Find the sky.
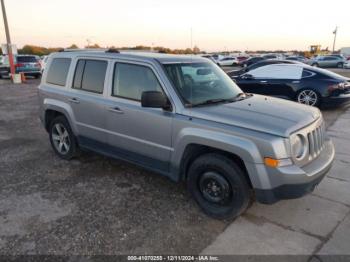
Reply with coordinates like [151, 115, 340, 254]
[1, 0, 349, 52]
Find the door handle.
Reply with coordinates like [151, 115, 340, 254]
[108, 107, 124, 114]
[260, 80, 268, 84]
[68, 98, 80, 104]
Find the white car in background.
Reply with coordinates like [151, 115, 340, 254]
[40, 55, 49, 73]
[344, 60, 350, 69]
[217, 57, 238, 66]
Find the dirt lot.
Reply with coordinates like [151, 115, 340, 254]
[0, 74, 349, 255]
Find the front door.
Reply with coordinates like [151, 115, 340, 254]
[106, 62, 173, 173]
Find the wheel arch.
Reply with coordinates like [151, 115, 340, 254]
[171, 130, 263, 187]
[43, 99, 77, 134]
[178, 144, 253, 189]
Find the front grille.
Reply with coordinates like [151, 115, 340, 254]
[307, 120, 325, 161]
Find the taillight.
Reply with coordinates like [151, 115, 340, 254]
[15, 63, 25, 68]
[36, 62, 41, 68]
[328, 82, 345, 93]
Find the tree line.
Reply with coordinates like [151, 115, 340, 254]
[2, 44, 202, 56]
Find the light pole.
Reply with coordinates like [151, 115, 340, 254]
[1, 0, 15, 78]
[332, 26, 338, 53]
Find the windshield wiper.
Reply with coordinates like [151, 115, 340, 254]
[191, 93, 248, 107]
[191, 98, 236, 107]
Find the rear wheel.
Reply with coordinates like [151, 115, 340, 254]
[49, 116, 78, 160]
[312, 63, 319, 67]
[187, 153, 252, 219]
[296, 89, 320, 107]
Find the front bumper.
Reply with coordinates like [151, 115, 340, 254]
[255, 138, 335, 204]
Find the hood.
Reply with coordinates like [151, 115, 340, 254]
[184, 95, 321, 137]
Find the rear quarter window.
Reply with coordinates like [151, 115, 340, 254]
[46, 58, 71, 86]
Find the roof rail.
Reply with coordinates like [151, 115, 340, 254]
[58, 48, 110, 52]
[105, 48, 120, 53]
[58, 48, 120, 53]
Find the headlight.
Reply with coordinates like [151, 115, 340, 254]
[291, 134, 307, 160]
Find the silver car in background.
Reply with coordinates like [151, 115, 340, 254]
[309, 55, 345, 68]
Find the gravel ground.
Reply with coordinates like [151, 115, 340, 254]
[0, 79, 228, 255]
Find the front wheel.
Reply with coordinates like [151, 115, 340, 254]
[187, 153, 252, 219]
[337, 62, 344, 68]
[296, 89, 320, 107]
[49, 116, 78, 160]
[312, 63, 319, 67]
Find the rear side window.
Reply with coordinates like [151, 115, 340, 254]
[17, 56, 37, 63]
[72, 59, 107, 94]
[249, 65, 303, 79]
[46, 58, 71, 86]
[302, 70, 314, 78]
[112, 63, 162, 101]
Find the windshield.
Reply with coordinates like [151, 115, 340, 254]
[164, 62, 243, 106]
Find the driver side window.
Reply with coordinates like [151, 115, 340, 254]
[112, 63, 163, 101]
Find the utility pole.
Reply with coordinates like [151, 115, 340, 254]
[332, 26, 338, 53]
[1, 0, 15, 78]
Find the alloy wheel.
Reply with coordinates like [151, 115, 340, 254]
[297, 90, 318, 106]
[51, 123, 71, 154]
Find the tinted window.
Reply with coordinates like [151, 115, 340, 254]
[46, 58, 71, 86]
[17, 56, 37, 63]
[325, 57, 336, 61]
[302, 70, 313, 78]
[113, 63, 162, 101]
[72, 60, 107, 94]
[249, 65, 303, 79]
[72, 60, 85, 89]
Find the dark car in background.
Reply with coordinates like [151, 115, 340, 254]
[239, 56, 265, 67]
[0, 55, 42, 78]
[232, 64, 350, 107]
[227, 59, 299, 77]
[286, 56, 308, 63]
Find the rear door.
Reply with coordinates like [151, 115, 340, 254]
[68, 58, 110, 144]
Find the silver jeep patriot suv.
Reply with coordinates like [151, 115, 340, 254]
[38, 49, 335, 219]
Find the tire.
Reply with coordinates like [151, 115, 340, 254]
[49, 116, 78, 160]
[337, 62, 344, 68]
[187, 153, 252, 219]
[312, 63, 319, 67]
[296, 89, 320, 107]
[34, 74, 41, 79]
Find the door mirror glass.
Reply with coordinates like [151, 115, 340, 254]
[141, 91, 170, 110]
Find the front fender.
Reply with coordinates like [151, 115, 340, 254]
[171, 127, 264, 186]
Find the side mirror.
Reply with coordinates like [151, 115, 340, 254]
[141, 91, 171, 110]
[242, 74, 253, 80]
